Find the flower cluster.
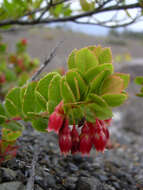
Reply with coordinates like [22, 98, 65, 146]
[46, 101, 112, 155]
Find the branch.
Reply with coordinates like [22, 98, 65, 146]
[29, 40, 63, 82]
[26, 144, 40, 190]
[22, 0, 71, 18]
[73, 16, 140, 28]
[0, 2, 141, 27]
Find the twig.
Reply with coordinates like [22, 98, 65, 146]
[29, 40, 63, 82]
[26, 145, 40, 190]
[0, 2, 141, 27]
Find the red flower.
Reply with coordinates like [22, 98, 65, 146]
[86, 119, 109, 152]
[47, 111, 64, 134]
[79, 123, 92, 155]
[92, 130, 107, 152]
[47, 101, 64, 134]
[59, 119, 72, 155]
[71, 124, 80, 154]
[55, 101, 64, 114]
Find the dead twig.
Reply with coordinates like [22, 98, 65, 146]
[29, 40, 63, 82]
[26, 144, 40, 190]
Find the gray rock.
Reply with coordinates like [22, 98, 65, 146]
[0, 168, 17, 182]
[64, 176, 78, 189]
[68, 163, 79, 172]
[76, 177, 103, 190]
[44, 175, 56, 187]
[0, 182, 25, 190]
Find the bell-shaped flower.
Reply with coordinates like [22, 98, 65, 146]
[79, 123, 92, 155]
[59, 119, 72, 155]
[92, 130, 107, 152]
[47, 101, 64, 134]
[47, 111, 64, 134]
[71, 124, 80, 154]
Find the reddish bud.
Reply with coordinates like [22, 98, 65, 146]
[21, 38, 27, 46]
[71, 124, 80, 154]
[59, 119, 72, 155]
[17, 59, 25, 70]
[0, 74, 6, 84]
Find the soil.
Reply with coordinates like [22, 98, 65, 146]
[0, 27, 143, 190]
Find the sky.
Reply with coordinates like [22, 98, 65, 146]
[0, 0, 143, 35]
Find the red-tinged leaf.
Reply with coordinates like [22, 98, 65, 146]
[114, 73, 130, 89]
[67, 49, 77, 70]
[100, 75, 124, 95]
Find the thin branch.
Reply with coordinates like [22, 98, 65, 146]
[74, 16, 139, 28]
[29, 40, 63, 82]
[23, 0, 71, 18]
[26, 144, 40, 190]
[0, 2, 141, 27]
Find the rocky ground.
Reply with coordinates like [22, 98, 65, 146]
[0, 27, 143, 190]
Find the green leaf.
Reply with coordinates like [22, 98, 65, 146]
[48, 74, 62, 114]
[82, 106, 96, 123]
[134, 76, 143, 85]
[136, 93, 143, 97]
[80, 0, 94, 11]
[65, 70, 88, 100]
[60, 77, 76, 104]
[114, 73, 130, 89]
[18, 72, 29, 86]
[32, 118, 48, 132]
[100, 75, 124, 95]
[87, 93, 112, 120]
[2, 121, 24, 141]
[67, 49, 77, 70]
[75, 48, 99, 73]
[85, 63, 113, 83]
[5, 87, 21, 116]
[98, 48, 112, 64]
[23, 82, 37, 115]
[69, 106, 84, 124]
[36, 72, 58, 101]
[90, 70, 111, 94]
[0, 103, 7, 124]
[35, 91, 47, 111]
[102, 93, 128, 107]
